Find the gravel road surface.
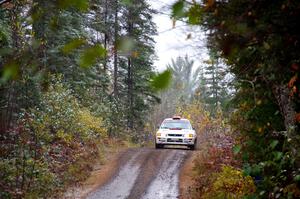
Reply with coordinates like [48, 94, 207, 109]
[86, 147, 190, 199]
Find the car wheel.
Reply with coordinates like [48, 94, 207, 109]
[189, 139, 197, 150]
[155, 144, 163, 149]
[189, 144, 195, 150]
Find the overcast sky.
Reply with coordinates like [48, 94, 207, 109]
[148, 0, 209, 72]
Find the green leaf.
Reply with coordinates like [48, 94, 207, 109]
[243, 164, 251, 176]
[117, 37, 135, 55]
[172, 0, 185, 18]
[188, 4, 202, 24]
[273, 151, 283, 161]
[234, 23, 248, 34]
[57, 0, 89, 11]
[269, 140, 279, 150]
[79, 44, 106, 68]
[263, 42, 270, 50]
[0, 48, 13, 57]
[251, 164, 262, 176]
[294, 175, 300, 182]
[242, 152, 249, 161]
[259, 191, 266, 196]
[151, 70, 172, 91]
[62, 39, 86, 54]
[233, 144, 241, 155]
[0, 61, 19, 84]
[121, 0, 133, 6]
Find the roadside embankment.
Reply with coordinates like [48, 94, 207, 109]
[64, 139, 136, 199]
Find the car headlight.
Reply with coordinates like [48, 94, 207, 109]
[156, 132, 161, 137]
[188, 134, 193, 138]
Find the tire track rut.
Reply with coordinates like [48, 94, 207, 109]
[86, 147, 190, 199]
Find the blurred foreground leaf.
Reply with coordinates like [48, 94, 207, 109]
[0, 61, 19, 84]
[117, 37, 135, 56]
[273, 151, 283, 161]
[269, 140, 279, 150]
[172, 0, 185, 19]
[57, 0, 89, 11]
[294, 175, 300, 182]
[151, 70, 172, 91]
[79, 44, 106, 68]
[187, 4, 202, 24]
[121, 0, 133, 6]
[62, 39, 86, 54]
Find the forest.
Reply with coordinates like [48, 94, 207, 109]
[1, 0, 300, 198]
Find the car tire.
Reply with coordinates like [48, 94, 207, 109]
[189, 139, 197, 150]
[189, 144, 195, 150]
[155, 144, 163, 149]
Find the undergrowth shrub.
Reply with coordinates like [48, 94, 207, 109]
[178, 101, 253, 199]
[192, 145, 239, 199]
[203, 166, 256, 199]
[0, 78, 107, 198]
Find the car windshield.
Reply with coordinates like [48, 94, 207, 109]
[160, 120, 191, 129]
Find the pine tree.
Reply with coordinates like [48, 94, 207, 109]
[118, 0, 158, 136]
[153, 55, 201, 121]
[201, 50, 228, 112]
[167, 55, 200, 104]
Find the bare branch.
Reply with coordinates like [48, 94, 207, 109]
[0, 0, 11, 6]
[239, 77, 257, 106]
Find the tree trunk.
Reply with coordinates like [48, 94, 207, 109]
[272, 84, 296, 132]
[127, 8, 134, 130]
[103, 0, 108, 72]
[0, 1, 22, 133]
[113, 0, 118, 97]
[272, 84, 299, 164]
[127, 56, 133, 129]
[32, 0, 49, 70]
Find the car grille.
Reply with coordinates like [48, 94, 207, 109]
[167, 138, 183, 143]
[168, 134, 183, 137]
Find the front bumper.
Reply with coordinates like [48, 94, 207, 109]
[156, 136, 196, 145]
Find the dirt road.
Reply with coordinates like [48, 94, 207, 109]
[86, 147, 191, 199]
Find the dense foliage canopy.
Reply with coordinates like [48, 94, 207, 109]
[172, 0, 300, 197]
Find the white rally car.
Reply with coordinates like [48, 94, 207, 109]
[155, 116, 197, 150]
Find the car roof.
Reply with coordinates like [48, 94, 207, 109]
[163, 118, 190, 122]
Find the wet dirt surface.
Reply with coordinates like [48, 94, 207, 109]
[86, 147, 190, 199]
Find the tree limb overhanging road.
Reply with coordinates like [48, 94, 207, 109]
[86, 148, 190, 199]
